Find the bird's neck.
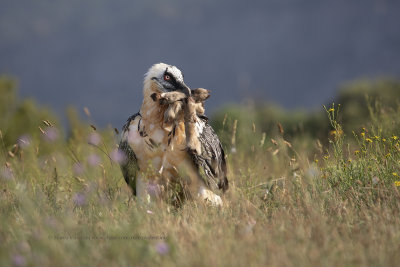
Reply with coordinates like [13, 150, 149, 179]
[140, 86, 167, 127]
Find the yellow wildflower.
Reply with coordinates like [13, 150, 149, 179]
[354, 150, 360, 155]
[385, 153, 391, 158]
[373, 135, 380, 140]
[328, 108, 334, 112]
[314, 159, 319, 163]
[395, 181, 400, 187]
[393, 172, 398, 177]
[361, 132, 365, 138]
[392, 135, 399, 140]
[330, 129, 343, 138]
[382, 138, 387, 142]
[365, 138, 373, 143]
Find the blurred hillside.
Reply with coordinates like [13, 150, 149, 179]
[0, 76, 62, 154]
[212, 79, 400, 147]
[1, 0, 399, 126]
[1, 74, 399, 154]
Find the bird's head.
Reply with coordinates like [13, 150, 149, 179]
[143, 63, 191, 98]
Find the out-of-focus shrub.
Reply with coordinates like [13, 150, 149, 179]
[0, 76, 62, 153]
[211, 79, 400, 153]
[337, 79, 400, 135]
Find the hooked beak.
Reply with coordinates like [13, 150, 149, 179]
[151, 77, 191, 97]
[177, 81, 191, 97]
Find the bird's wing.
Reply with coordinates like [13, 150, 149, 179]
[119, 112, 141, 195]
[188, 115, 229, 192]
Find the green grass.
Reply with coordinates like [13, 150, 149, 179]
[1, 81, 400, 266]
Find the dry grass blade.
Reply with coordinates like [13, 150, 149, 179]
[277, 122, 284, 135]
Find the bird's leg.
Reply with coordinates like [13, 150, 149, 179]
[178, 158, 223, 206]
[197, 184, 223, 207]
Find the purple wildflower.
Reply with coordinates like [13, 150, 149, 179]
[87, 132, 101, 146]
[154, 241, 169, 255]
[147, 182, 161, 197]
[73, 192, 86, 206]
[17, 135, 31, 148]
[1, 166, 13, 180]
[87, 153, 101, 166]
[110, 148, 127, 164]
[43, 127, 59, 142]
[11, 254, 26, 267]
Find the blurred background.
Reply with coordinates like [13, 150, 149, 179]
[0, 0, 399, 128]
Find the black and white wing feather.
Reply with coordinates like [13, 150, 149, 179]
[188, 116, 229, 192]
[119, 113, 140, 195]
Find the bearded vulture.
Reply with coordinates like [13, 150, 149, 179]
[119, 63, 228, 206]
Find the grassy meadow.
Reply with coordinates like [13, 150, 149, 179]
[1, 76, 400, 266]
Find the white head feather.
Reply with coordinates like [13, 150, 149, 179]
[143, 63, 184, 96]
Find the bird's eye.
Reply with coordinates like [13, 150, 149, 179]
[164, 74, 171, 81]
